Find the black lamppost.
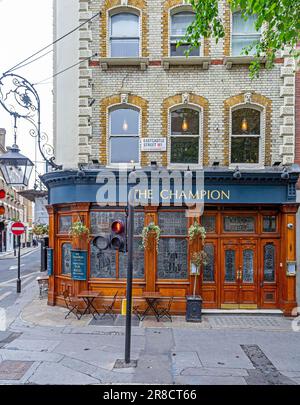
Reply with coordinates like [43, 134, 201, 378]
[0, 73, 61, 186]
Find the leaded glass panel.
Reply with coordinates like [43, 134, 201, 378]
[62, 243, 72, 275]
[157, 238, 188, 279]
[119, 238, 144, 279]
[223, 216, 255, 232]
[203, 244, 214, 282]
[90, 244, 116, 278]
[134, 212, 145, 235]
[264, 244, 275, 282]
[90, 211, 126, 235]
[158, 211, 187, 235]
[59, 216, 72, 233]
[225, 250, 235, 282]
[263, 216, 276, 232]
[201, 216, 216, 233]
[242, 249, 254, 283]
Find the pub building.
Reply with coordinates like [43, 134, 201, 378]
[48, 0, 299, 316]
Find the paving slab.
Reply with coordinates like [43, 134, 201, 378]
[27, 362, 100, 385]
[171, 352, 202, 375]
[174, 375, 247, 385]
[144, 328, 174, 354]
[180, 367, 249, 377]
[0, 349, 64, 363]
[4, 338, 61, 352]
[0, 360, 34, 380]
[91, 367, 134, 384]
[132, 354, 173, 384]
[59, 356, 98, 377]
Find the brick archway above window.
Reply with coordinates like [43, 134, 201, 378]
[162, 0, 210, 58]
[100, 0, 149, 58]
[223, 93, 272, 166]
[161, 93, 210, 166]
[100, 94, 149, 165]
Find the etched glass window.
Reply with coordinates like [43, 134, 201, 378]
[59, 216, 72, 233]
[62, 243, 72, 275]
[110, 13, 139, 57]
[231, 108, 261, 164]
[157, 238, 188, 279]
[264, 243, 275, 282]
[263, 216, 276, 233]
[170, 108, 200, 164]
[158, 211, 187, 235]
[201, 215, 216, 233]
[170, 12, 200, 56]
[90, 244, 116, 278]
[203, 244, 214, 282]
[232, 12, 261, 56]
[223, 216, 255, 232]
[119, 239, 144, 279]
[225, 250, 235, 282]
[242, 249, 254, 283]
[109, 107, 140, 164]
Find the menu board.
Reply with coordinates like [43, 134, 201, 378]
[71, 250, 87, 280]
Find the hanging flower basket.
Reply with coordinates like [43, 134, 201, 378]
[69, 221, 90, 250]
[141, 222, 161, 252]
[32, 223, 49, 238]
[188, 220, 206, 243]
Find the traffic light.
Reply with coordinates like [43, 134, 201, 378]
[93, 219, 126, 252]
[0, 189, 5, 229]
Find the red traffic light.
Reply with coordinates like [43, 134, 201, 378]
[111, 220, 125, 234]
[0, 189, 6, 199]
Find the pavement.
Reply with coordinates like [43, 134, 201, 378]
[0, 275, 299, 385]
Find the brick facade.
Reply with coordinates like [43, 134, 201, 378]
[76, 0, 296, 169]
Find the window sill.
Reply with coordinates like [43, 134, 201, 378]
[162, 57, 211, 70]
[224, 56, 266, 69]
[229, 164, 265, 170]
[100, 57, 149, 70]
[167, 164, 203, 171]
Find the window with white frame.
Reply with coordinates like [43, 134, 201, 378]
[170, 11, 200, 57]
[110, 13, 140, 57]
[109, 107, 140, 164]
[232, 12, 261, 56]
[231, 107, 261, 164]
[170, 107, 200, 164]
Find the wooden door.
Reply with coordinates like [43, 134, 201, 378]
[221, 239, 258, 309]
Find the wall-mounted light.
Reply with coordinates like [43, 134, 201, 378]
[281, 167, 290, 180]
[233, 166, 242, 179]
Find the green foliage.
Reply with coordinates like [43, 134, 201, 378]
[69, 221, 90, 238]
[188, 220, 206, 243]
[33, 223, 49, 237]
[141, 222, 161, 252]
[183, 0, 300, 78]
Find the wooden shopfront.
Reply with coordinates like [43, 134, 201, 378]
[42, 168, 299, 316]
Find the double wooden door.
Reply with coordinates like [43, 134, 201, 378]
[221, 239, 258, 308]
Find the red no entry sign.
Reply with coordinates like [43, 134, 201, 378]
[11, 222, 25, 236]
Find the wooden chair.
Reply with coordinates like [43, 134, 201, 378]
[101, 291, 118, 320]
[157, 297, 173, 322]
[63, 291, 82, 320]
[133, 300, 141, 320]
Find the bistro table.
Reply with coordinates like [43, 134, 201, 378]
[141, 292, 162, 322]
[78, 290, 101, 320]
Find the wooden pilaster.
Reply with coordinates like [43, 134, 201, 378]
[46, 205, 55, 306]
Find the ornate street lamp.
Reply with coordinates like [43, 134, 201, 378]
[0, 73, 61, 186]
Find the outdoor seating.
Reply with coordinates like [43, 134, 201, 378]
[132, 300, 142, 320]
[101, 291, 118, 320]
[63, 290, 82, 320]
[157, 297, 174, 322]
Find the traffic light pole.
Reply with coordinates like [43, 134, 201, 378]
[125, 191, 134, 364]
[16, 235, 21, 293]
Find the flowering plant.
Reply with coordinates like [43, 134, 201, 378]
[69, 221, 90, 238]
[141, 222, 161, 252]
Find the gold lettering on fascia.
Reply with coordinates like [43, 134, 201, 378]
[136, 189, 230, 201]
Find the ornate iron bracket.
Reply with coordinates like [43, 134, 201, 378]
[0, 73, 62, 170]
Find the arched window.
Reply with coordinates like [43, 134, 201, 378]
[109, 107, 140, 164]
[231, 107, 261, 164]
[232, 12, 261, 56]
[110, 13, 140, 57]
[170, 107, 200, 164]
[170, 11, 199, 57]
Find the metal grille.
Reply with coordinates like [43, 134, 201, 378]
[264, 243, 275, 282]
[225, 250, 235, 282]
[243, 249, 254, 283]
[203, 244, 214, 282]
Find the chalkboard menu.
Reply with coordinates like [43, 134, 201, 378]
[47, 248, 53, 276]
[71, 250, 88, 280]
